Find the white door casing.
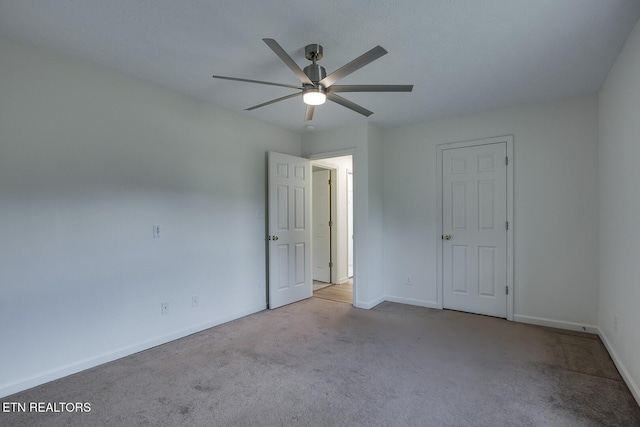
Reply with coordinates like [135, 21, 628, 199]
[312, 169, 331, 283]
[439, 137, 513, 319]
[267, 151, 312, 309]
[347, 170, 354, 278]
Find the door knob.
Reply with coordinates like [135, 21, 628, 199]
[443, 234, 452, 240]
[273, 236, 279, 241]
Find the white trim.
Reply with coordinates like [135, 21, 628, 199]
[436, 135, 514, 320]
[0, 304, 266, 399]
[356, 295, 385, 310]
[310, 163, 338, 284]
[306, 148, 356, 160]
[513, 314, 598, 334]
[598, 329, 640, 406]
[384, 296, 439, 309]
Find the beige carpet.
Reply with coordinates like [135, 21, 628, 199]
[2, 299, 639, 426]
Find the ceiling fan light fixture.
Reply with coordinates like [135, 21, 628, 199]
[303, 87, 326, 105]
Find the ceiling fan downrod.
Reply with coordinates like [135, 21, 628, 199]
[303, 44, 326, 83]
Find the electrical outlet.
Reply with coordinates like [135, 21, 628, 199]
[161, 302, 169, 315]
[405, 275, 412, 285]
[153, 225, 161, 239]
[192, 296, 199, 308]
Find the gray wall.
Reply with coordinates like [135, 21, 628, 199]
[0, 36, 301, 396]
[599, 18, 640, 402]
[382, 95, 600, 328]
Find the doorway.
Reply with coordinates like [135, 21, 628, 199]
[312, 166, 333, 285]
[437, 136, 514, 319]
[310, 155, 354, 305]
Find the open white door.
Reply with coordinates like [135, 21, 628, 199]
[268, 151, 312, 309]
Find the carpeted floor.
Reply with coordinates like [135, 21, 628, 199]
[2, 299, 639, 426]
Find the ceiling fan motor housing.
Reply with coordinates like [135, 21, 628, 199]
[303, 63, 326, 83]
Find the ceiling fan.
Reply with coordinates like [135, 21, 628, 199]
[212, 38, 413, 121]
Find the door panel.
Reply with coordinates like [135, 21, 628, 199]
[294, 186, 305, 230]
[294, 243, 306, 285]
[478, 246, 496, 296]
[277, 185, 288, 229]
[452, 182, 467, 229]
[276, 244, 289, 290]
[268, 152, 312, 309]
[452, 245, 468, 293]
[443, 142, 507, 318]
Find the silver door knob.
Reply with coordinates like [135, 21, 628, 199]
[273, 236, 279, 241]
[443, 234, 452, 240]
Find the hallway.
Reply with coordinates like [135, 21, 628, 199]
[313, 279, 353, 304]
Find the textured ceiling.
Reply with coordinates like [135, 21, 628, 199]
[1, 1, 639, 133]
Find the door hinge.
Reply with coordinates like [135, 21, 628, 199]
[506, 286, 509, 295]
[505, 156, 509, 166]
[329, 262, 333, 268]
[505, 221, 509, 231]
[329, 220, 333, 227]
[328, 179, 331, 186]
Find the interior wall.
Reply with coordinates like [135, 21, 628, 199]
[367, 125, 385, 302]
[0, 36, 301, 397]
[382, 94, 600, 329]
[598, 18, 640, 402]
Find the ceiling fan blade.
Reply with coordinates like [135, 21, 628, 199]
[319, 45, 387, 88]
[329, 84, 413, 93]
[305, 105, 315, 121]
[327, 93, 373, 117]
[212, 75, 302, 90]
[263, 38, 315, 86]
[245, 92, 302, 111]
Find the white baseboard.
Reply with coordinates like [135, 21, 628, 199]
[598, 328, 640, 406]
[0, 304, 266, 399]
[513, 314, 598, 334]
[356, 295, 385, 310]
[384, 296, 439, 309]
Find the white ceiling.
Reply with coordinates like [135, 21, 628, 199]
[1, 1, 639, 133]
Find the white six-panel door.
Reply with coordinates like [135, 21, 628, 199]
[268, 152, 312, 309]
[442, 142, 508, 318]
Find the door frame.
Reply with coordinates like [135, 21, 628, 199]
[311, 164, 337, 283]
[346, 168, 354, 278]
[436, 135, 514, 320]
[306, 149, 356, 306]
